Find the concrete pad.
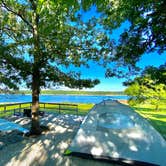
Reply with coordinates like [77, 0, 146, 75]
[68, 100, 166, 166]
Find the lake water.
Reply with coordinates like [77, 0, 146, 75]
[0, 94, 128, 104]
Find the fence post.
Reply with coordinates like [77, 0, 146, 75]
[76, 105, 78, 115]
[19, 103, 21, 113]
[59, 104, 61, 114]
[4, 105, 6, 113]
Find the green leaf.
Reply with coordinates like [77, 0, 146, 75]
[64, 149, 72, 155]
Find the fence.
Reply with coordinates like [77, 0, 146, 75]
[0, 102, 78, 117]
[39, 102, 78, 114]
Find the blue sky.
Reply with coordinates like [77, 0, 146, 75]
[83, 52, 166, 91]
[65, 6, 166, 92]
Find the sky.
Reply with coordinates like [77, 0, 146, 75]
[62, 6, 166, 92]
[65, 51, 166, 92]
[82, 52, 166, 91]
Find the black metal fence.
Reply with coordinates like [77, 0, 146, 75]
[0, 102, 78, 117]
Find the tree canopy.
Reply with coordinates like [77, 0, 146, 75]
[124, 64, 166, 110]
[1, 0, 110, 90]
[0, 0, 112, 134]
[1, 0, 166, 133]
[1, 0, 166, 87]
[0, 37, 21, 91]
[92, 0, 166, 77]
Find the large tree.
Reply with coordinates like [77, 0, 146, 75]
[0, 0, 114, 134]
[1, 0, 166, 134]
[124, 64, 166, 110]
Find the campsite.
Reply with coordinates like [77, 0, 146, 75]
[1, 0, 166, 166]
[0, 98, 166, 166]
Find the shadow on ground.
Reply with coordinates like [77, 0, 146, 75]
[0, 113, 119, 166]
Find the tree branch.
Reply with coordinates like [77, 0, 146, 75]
[1, 1, 33, 30]
[0, 26, 30, 33]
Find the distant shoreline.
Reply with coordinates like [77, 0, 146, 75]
[0, 90, 124, 96]
[0, 93, 127, 97]
[0, 99, 128, 105]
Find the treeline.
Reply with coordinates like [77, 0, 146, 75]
[9, 90, 124, 96]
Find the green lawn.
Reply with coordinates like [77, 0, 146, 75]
[40, 103, 94, 115]
[0, 102, 94, 117]
[134, 104, 166, 140]
[77, 103, 94, 115]
[0, 103, 31, 117]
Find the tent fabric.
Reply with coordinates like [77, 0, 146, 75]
[0, 118, 29, 134]
[67, 100, 166, 166]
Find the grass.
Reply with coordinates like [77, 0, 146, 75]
[40, 103, 94, 115]
[133, 103, 166, 140]
[0, 102, 94, 117]
[77, 103, 94, 115]
[0, 103, 31, 117]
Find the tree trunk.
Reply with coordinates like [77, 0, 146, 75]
[30, 69, 42, 135]
[155, 104, 159, 111]
[30, 2, 41, 135]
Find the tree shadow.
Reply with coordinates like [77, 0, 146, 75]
[0, 113, 115, 166]
[133, 106, 166, 112]
[132, 107, 166, 140]
[132, 107, 154, 111]
[147, 118, 166, 140]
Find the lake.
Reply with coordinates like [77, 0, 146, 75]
[0, 94, 128, 104]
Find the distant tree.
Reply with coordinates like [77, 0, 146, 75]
[124, 65, 166, 110]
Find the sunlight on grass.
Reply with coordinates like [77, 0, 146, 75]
[0, 102, 94, 117]
[134, 105, 166, 140]
[39, 103, 94, 115]
[136, 110, 166, 122]
[77, 103, 94, 115]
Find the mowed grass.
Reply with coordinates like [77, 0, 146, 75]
[77, 103, 94, 115]
[133, 103, 166, 140]
[41, 103, 94, 115]
[0, 103, 31, 117]
[0, 102, 94, 117]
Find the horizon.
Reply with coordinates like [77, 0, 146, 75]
[18, 88, 124, 92]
